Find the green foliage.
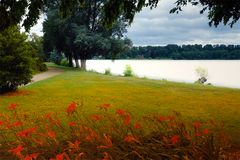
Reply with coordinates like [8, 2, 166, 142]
[120, 44, 240, 59]
[1, 0, 240, 33]
[0, 26, 34, 93]
[123, 65, 133, 77]
[60, 58, 69, 67]
[104, 68, 111, 75]
[49, 50, 63, 65]
[195, 67, 208, 84]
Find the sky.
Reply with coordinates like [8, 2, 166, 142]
[29, 0, 240, 46]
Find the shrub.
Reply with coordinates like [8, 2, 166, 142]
[49, 50, 63, 65]
[60, 58, 69, 67]
[195, 67, 208, 84]
[104, 68, 111, 75]
[123, 65, 133, 77]
[0, 26, 35, 94]
[0, 102, 233, 159]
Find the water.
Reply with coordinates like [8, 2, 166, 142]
[84, 60, 240, 88]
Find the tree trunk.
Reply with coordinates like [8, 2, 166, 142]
[68, 53, 73, 67]
[75, 59, 80, 68]
[81, 59, 86, 70]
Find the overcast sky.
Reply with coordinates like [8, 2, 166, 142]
[30, 0, 240, 46]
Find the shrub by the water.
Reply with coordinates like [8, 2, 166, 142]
[60, 58, 69, 67]
[49, 50, 63, 65]
[0, 102, 233, 159]
[0, 26, 35, 94]
[104, 68, 111, 75]
[123, 65, 133, 77]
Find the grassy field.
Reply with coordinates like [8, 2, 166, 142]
[0, 63, 240, 144]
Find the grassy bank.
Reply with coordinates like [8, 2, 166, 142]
[0, 63, 240, 144]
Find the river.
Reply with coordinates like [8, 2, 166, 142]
[84, 60, 240, 88]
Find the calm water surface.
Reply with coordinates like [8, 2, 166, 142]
[85, 60, 240, 88]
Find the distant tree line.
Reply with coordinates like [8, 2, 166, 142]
[115, 44, 240, 60]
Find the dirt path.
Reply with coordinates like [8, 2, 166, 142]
[29, 67, 64, 84]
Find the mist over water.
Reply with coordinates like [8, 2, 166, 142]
[84, 60, 240, 89]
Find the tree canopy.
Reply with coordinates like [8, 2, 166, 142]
[1, 0, 240, 32]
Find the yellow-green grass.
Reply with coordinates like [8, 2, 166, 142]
[0, 64, 240, 145]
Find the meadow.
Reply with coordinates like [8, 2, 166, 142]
[0, 63, 240, 146]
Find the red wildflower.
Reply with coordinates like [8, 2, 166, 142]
[157, 116, 168, 122]
[195, 132, 202, 137]
[66, 102, 77, 114]
[44, 113, 52, 120]
[124, 135, 139, 143]
[116, 109, 126, 116]
[134, 123, 141, 129]
[99, 103, 112, 110]
[0, 120, 4, 126]
[102, 152, 111, 160]
[7, 121, 23, 129]
[9, 145, 24, 157]
[17, 127, 38, 138]
[8, 103, 17, 110]
[47, 130, 56, 139]
[202, 129, 209, 134]
[98, 134, 112, 149]
[124, 114, 131, 126]
[68, 122, 77, 127]
[171, 135, 180, 145]
[24, 153, 39, 160]
[56, 153, 65, 160]
[90, 114, 102, 121]
[68, 140, 81, 150]
[193, 122, 201, 129]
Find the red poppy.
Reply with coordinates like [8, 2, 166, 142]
[124, 135, 139, 143]
[17, 127, 38, 138]
[47, 130, 56, 139]
[90, 114, 102, 121]
[157, 116, 168, 122]
[193, 122, 201, 129]
[24, 153, 39, 160]
[68, 140, 81, 150]
[98, 134, 112, 149]
[124, 114, 131, 126]
[7, 121, 23, 129]
[68, 122, 77, 127]
[102, 152, 110, 160]
[56, 153, 65, 160]
[202, 129, 209, 134]
[8, 103, 17, 110]
[8, 145, 24, 157]
[0, 120, 4, 126]
[116, 109, 126, 116]
[171, 135, 180, 144]
[66, 102, 77, 114]
[134, 123, 141, 129]
[99, 103, 112, 110]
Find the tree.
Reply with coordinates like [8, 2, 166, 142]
[1, 0, 240, 32]
[43, 0, 131, 70]
[0, 26, 35, 93]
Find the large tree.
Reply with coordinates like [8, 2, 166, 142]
[1, 0, 240, 32]
[43, 0, 131, 70]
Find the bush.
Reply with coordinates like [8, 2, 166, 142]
[60, 58, 69, 67]
[33, 58, 48, 73]
[0, 26, 35, 94]
[123, 65, 133, 77]
[0, 102, 233, 159]
[49, 50, 63, 65]
[195, 67, 208, 84]
[104, 68, 111, 75]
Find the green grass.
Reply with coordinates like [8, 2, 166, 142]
[1, 63, 240, 144]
